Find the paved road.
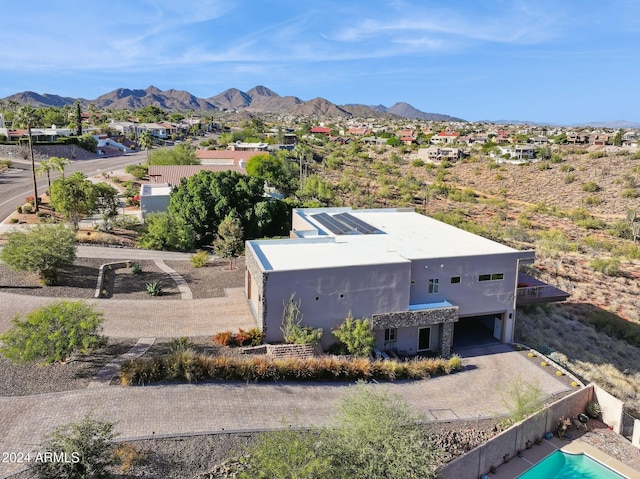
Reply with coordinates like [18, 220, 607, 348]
[0, 151, 147, 223]
[0, 344, 571, 478]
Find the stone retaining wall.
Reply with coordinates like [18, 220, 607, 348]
[241, 343, 322, 359]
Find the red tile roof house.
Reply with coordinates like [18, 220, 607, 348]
[148, 163, 247, 187]
[430, 130, 461, 145]
[310, 126, 332, 135]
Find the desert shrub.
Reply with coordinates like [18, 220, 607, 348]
[621, 188, 639, 199]
[168, 336, 196, 353]
[130, 262, 142, 275]
[607, 220, 633, 239]
[112, 443, 146, 475]
[9, 218, 18, 223]
[500, 375, 544, 427]
[22, 203, 33, 213]
[560, 164, 574, 172]
[589, 151, 606, 159]
[576, 217, 606, 230]
[537, 161, 551, 171]
[564, 174, 577, 184]
[537, 229, 577, 253]
[117, 355, 457, 385]
[587, 310, 640, 348]
[448, 187, 477, 203]
[189, 250, 210, 268]
[111, 215, 140, 230]
[281, 294, 323, 345]
[212, 330, 236, 347]
[583, 195, 602, 206]
[29, 414, 118, 479]
[581, 181, 600, 192]
[124, 163, 148, 180]
[0, 300, 105, 364]
[246, 327, 265, 346]
[235, 328, 253, 346]
[412, 159, 425, 167]
[16, 205, 22, 213]
[590, 257, 621, 276]
[332, 315, 376, 357]
[550, 154, 564, 163]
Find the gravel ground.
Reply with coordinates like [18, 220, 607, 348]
[164, 257, 245, 299]
[0, 258, 105, 298]
[0, 339, 137, 396]
[102, 260, 180, 300]
[7, 419, 502, 479]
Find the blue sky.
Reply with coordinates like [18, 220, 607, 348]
[1, 0, 639, 124]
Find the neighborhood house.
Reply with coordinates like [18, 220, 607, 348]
[245, 207, 567, 356]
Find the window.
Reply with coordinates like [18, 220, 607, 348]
[384, 328, 396, 342]
[450, 276, 461, 284]
[428, 278, 439, 293]
[480, 273, 504, 282]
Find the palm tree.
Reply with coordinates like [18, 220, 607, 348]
[36, 159, 52, 188]
[13, 105, 39, 212]
[293, 141, 312, 190]
[138, 130, 154, 166]
[49, 156, 70, 179]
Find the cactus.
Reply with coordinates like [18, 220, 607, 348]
[145, 281, 163, 296]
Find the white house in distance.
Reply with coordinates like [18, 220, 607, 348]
[245, 207, 568, 356]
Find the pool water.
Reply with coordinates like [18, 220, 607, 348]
[518, 451, 626, 478]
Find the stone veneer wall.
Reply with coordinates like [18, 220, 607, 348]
[372, 306, 459, 357]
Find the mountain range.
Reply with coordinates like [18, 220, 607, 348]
[1, 85, 464, 122]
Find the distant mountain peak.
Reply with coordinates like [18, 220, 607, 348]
[247, 85, 279, 98]
[1, 86, 464, 120]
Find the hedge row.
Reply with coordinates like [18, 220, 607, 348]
[118, 351, 463, 385]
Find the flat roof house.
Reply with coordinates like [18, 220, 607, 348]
[245, 208, 568, 357]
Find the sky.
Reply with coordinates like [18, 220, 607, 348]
[1, 0, 639, 125]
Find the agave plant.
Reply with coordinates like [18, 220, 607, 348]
[585, 401, 601, 418]
[145, 281, 163, 297]
[130, 262, 142, 275]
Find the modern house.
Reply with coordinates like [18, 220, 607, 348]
[139, 183, 172, 220]
[245, 207, 567, 356]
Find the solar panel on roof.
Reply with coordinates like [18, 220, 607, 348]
[334, 213, 380, 234]
[312, 213, 352, 235]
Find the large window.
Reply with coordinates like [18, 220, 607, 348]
[428, 278, 439, 293]
[384, 328, 397, 342]
[450, 276, 461, 284]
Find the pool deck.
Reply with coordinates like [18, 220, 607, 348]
[489, 434, 640, 479]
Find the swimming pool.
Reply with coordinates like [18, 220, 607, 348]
[518, 450, 627, 478]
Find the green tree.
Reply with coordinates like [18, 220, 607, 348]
[29, 414, 117, 479]
[239, 385, 438, 479]
[138, 130, 154, 166]
[300, 174, 335, 205]
[49, 172, 98, 229]
[124, 163, 148, 180]
[328, 386, 438, 479]
[168, 170, 264, 245]
[0, 300, 104, 364]
[245, 153, 296, 195]
[13, 105, 40, 212]
[149, 143, 199, 165]
[386, 137, 401, 147]
[252, 199, 291, 238]
[36, 159, 53, 188]
[332, 314, 376, 356]
[0, 224, 76, 284]
[612, 129, 624, 147]
[49, 156, 70, 179]
[136, 105, 166, 123]
[213, 214, 245, 270]
[137, 212, 195, 251]
[93, 182, 120, 231]
[78, 134, 98, 153]
[75, 101, 82, 136]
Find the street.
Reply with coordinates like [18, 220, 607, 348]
[0, 151, 147, 222]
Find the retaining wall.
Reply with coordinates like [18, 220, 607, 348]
[440, 386, 593, 479]
[241, 343, 322, 359]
